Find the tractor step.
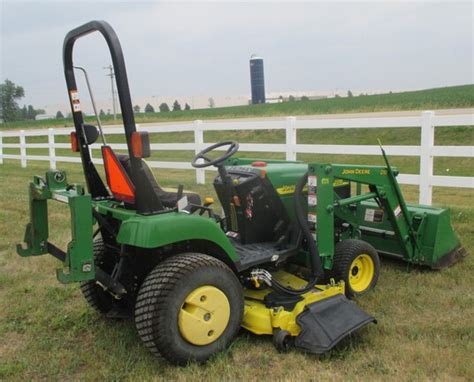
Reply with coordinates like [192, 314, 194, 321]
[232, 240, 299, 271]
[294, 294, 375, 354]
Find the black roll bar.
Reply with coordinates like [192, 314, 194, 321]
[63, 20, 162, 214]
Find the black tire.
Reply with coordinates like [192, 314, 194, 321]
[331, 239, 380, 298]
[134, 253, 244, 365]
[80, 238, 129, 316]
[273, 329, 293, 352]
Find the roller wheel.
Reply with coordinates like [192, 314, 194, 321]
[134, 253, 244, 365]
[331, 239, 380, 298]
[273, 329, 293, 352]
[80, 238, 130, 317]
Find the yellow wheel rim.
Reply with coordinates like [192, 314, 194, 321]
[178, 285, 230, 346]
[349, 254, 375, 293]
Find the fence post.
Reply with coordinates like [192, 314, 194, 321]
[20, 130, 27, 168]
[419, 111, 435, 205]
[194, 120, 205, 184]
[0, 131, 3, 164]
[48, 128, 56, 169]
[285, 116, 297, 161]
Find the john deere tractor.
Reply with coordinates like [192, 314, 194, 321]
[17, 21, 466, 365]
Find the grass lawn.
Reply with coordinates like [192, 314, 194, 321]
[0, 119, 473, 380]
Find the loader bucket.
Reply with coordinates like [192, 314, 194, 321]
[414, 205, 467, 269]
[358, 201, 467, 269]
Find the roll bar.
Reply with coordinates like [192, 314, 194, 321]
[63, 20, 162, 214]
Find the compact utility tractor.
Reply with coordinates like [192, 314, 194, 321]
[17, 21, 466, 365]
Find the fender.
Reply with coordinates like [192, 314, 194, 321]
[116, 212, 239, 262]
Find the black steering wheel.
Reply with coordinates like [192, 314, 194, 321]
[192, 140, 239, 168]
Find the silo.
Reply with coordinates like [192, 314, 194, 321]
[249, 55, 265, 104]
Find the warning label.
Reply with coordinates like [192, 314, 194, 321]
[308, 194, 317, 206]
[364, 208, 384, 223]
[394, 205, 402, 218]
[307, 213, 317, 223]
[70, 90, 81, 112]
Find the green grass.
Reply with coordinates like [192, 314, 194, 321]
[0, 159, 473, 381]
[2, 84, 473, 130]
[1, 115, 473, 380]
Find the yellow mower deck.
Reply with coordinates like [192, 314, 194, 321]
[243, 271, 345, 336]
[242, 271, 375, 354]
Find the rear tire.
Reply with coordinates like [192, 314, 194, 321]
[134, 253, 243, 365]
[331, 239, 380, 298]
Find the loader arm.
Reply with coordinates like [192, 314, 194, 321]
[308, 163, 422, 268]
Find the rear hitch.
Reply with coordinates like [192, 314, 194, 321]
[16, 170, 96, 283]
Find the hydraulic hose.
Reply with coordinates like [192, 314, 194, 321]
[267, 172, 324, 296]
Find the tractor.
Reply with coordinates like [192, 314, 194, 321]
[17, 21, 466, 365]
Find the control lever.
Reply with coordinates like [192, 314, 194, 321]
[176, 184, 184, 202]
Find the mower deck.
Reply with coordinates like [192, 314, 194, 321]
[242, 271, 375, 353]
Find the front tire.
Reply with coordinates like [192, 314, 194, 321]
[332, 239, 380, 298]
[134, 253, 243, 365]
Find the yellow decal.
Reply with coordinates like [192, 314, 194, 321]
[277, 180, 348, 195]
[276, 185, 296, 195]
[276, 185, 308, 195]
[341, 168, 371, 175]
[333, 179, 349, 187]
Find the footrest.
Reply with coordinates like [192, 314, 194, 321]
[295, 294, 375, 354]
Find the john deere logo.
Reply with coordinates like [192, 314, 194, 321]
[342, 168, 371, 175]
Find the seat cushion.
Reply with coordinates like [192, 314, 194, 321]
[116, 154, 201, 209]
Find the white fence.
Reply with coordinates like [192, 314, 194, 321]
[1, 110, 473, 205]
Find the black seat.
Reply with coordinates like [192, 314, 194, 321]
[116, 154, 201, 209]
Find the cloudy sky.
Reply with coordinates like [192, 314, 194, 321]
[0, 0, 472, 112]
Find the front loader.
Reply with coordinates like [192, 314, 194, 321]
[17, 20, 466, 365]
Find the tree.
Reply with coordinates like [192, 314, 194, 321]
[159, 102, 170, 112]
[208, 97, 215, 108]
[172, 100, 181, 111]
[99, 109, 106, 118]
[56, 111, 64, 119]
[347, 90, 353, 98]
[133, 105, 141, 113]
[335, 94, 341, 98]
[301, 95, 309, 101]
[288, 95, 295, 102]
[184, 103, 191, 111]
[144, 103, 155, 113]
[278, 95, 283, 102]
[27, 105, 36, 120]
[20, 105, 27, 119]
[0, 79, 25, 122]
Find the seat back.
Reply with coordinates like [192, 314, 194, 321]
[213, 167, 290, 245]
[116, 154, 201, 209]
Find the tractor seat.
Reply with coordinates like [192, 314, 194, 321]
[116, 154, 201, 209]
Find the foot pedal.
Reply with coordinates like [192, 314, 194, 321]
[295, 294, 375, 354]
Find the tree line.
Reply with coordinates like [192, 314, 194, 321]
[0, 79, 45, 122]
[135, 100, 191, 114]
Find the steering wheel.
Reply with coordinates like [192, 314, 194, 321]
[192, 141, 239, 168]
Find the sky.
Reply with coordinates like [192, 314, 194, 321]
[0, 0, 473, 113]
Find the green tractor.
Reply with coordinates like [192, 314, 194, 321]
[17, 21, 466, 365]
